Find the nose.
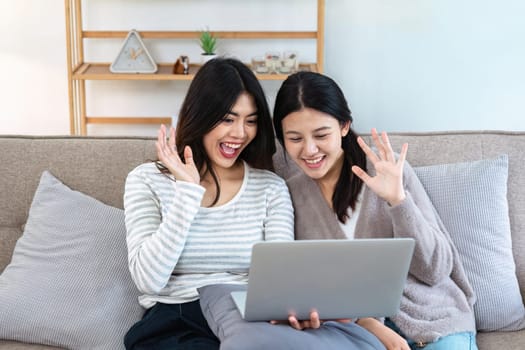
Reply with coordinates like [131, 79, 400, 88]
[304, 138, 319, 155]
[230, 120, 246, 139]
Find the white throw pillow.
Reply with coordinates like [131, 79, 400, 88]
[414, 155, 525, 331]
[0, 171, 144, 349]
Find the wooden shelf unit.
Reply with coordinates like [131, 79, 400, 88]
[65, 0, 325, 135]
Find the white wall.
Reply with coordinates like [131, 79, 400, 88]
[325, 0, 525, 132]
[1, 0, 524, 136]
[0, 1, 69, 135]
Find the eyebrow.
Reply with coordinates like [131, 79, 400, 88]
[227, 111, 258, 117]
[285, 126, 332, 134]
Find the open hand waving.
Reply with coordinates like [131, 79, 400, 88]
[156, 124, 200, 184]
[351, 129, 408, 206]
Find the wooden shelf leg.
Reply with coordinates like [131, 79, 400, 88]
[317, 0, 325, 73]
[79, 80, 87, 136]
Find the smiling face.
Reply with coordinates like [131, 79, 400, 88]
[203, 92, 258, 173]
[282, 108, 350, 184]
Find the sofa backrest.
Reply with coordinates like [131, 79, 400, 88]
[1, 132, 524, 300]
[0, 136, 156, 271]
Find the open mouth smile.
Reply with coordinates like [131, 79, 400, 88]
[220, 142, 243, 158]
[303, 156, 325, 168]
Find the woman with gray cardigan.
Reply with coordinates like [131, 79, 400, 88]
[272, 71, 478, 350]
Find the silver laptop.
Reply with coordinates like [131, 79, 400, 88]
[231, 238, 415, 321]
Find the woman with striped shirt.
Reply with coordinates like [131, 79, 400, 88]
[123, 58, 294, 350]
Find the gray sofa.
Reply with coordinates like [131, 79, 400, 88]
[1, 132, 524, 349]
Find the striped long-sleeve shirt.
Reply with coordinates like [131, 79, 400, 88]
[124, 161, 294, 308]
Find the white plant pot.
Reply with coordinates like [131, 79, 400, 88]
[201, 53, 218, 64]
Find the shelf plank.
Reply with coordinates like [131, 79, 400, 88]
[74, 63, 197, 80]
[72, 63, 317, 81]
[83, 31, 317, 40]
[86, 117, 172, 125]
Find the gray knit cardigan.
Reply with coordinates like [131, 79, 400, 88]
[273, 149, 476, 344]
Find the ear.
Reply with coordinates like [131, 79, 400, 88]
[341, 121, 351, 137]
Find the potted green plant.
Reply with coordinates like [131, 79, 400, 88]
[199, 28, 218, 63]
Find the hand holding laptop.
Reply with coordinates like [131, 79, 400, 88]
[270, 311, 352, 330]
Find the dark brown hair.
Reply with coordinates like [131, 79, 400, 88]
[273, 71, 366, 223]
[157, 57, 275, 205]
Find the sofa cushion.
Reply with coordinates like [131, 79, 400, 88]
[0, 171, 144, 349]
[198, 283, 386, 350]
[0, 227, 21, 273]
[414, 155, 525, 331]
[476, 329, 525, 350]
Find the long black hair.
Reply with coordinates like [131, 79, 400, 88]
[273, 71, 366, 223]
[159, 57, 276, 205]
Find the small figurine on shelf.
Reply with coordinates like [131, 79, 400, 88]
[181, 55, 189, 74]
[251, 56, 269, 74]
[265, 51, 281, 74]
[173, 55, 190, 75]
[281, 51, 298, 73]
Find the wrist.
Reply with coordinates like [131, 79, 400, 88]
[356, 317, 378, 328]
[388, 192, 406, 207]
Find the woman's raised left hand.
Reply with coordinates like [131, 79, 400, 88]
[351, 128, 408, 206]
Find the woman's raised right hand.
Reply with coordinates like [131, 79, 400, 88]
[156, 124, 200, 184]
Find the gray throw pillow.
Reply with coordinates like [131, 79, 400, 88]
[0, 171, 144, 349]
[198, 284, 386, 350]
[414, 155, 525, 331]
